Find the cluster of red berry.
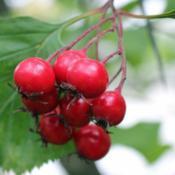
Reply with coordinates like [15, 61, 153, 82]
[13, 49, 126, 160]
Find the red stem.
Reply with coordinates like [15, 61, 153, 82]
[83, 28, 114, 50]
[95, 4, 110, 60]
[109, 67, 122, 85]
[116, 13, 127, 92]
[47, 16, 113, 63]
[102, 51, 119, 64]
[108, 0, 126, 92]
[110, 0, 117, 33]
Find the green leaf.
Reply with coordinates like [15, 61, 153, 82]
[123, 9, 175, 19]
[142, 10, 175, 19]
[166, 0, 175, 11]
[124, 27, 149, 68]
[0, 17, 61, 63]
[152, 10, 175, 19]
[0, 99, 75, 174]
[0, 17, 76, 174]
[110, 122, 170, 163]
[121, 1, 139, 11]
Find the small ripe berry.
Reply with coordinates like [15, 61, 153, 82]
[53, 50, 86, 84]
[14, 57, 55, 95]
[60, 94, 90, 127]
[92, 90, 126, 126]
[39, 111, 72, 145]
[67, 59, 108, 98]
[22, 88, 58, 115]
[74, 124, 111, 160]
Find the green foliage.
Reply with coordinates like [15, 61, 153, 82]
[0, 2, 174, 173]
[153, 10, 175, 19]
[0, 17, 75, 174]
[121, 1, 139, 11]
[0, 99, 75, 174]
[166, 0, 175, 11]
[0, 17, 61, 63]
[111, 122, 170, 163]
[124, 27, 149, 67]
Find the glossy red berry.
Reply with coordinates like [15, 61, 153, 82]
[22, 88, 58, 115]
[67, 59, 108, 98]
[39, 112, 72, 145]
[92, 90, 126, 126]
[14, 57, 55, 95]
[74, 124, 111, 160]
[60, 94, 90, 127]
[54, 50, 86, 84]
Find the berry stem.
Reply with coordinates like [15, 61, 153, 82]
[116, 13, 127, 92]
[47, 17, 113, 63]
[47, 0, 172, 62]
[110, 0, 118, 35]
[109, 67, 122, 85]
[95, 3, 110, 60]
[57, 0, 112, 47]
[102, 51, 119, 64]
[109, 0, 127, 92]
[83, 28, 114, 50]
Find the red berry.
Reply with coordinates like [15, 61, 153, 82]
[60, 94, 90, 127]
[39, 112, 72, 145]
[14, 57, 55, 95]
[22, 88, 58, 115]
[74, 124, 111, 160]
[67, 59, 108, 98]
[54, 50, 86, 84]
[92, 90, 126, 126]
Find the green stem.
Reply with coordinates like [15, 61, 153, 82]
[139, 0, 166, 84]
[120, 10, 175, 19]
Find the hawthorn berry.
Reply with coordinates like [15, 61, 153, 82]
[92, 90, 126, 126]
[39, 111, 72, 145]
[54, 49, 86, 84]
[14, 57, 55, 95]
[60, 93, 90, 127]
[67, 59, 108, 98]
[74, 124, 111, 160]
[22, 88, 58, 115]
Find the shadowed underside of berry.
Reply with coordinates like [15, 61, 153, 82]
[59, 93, 90, 127]
[39, 112, 72, 145]
[22, 88, 58, 115]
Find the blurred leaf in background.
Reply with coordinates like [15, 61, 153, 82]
[111, 122, 170, 163]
